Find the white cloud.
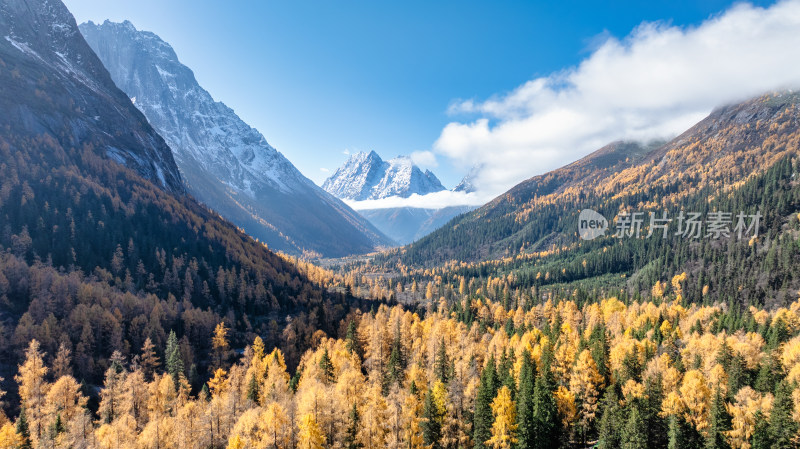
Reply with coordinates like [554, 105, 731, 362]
[320, 167, 330, 173]
[435, 0, 800, 197]
[409, 150, 438, 168]
[342, 149, 350, 155]
[345, 190, 493, 210]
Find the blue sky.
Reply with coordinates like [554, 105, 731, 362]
[64, 0, 791, 198]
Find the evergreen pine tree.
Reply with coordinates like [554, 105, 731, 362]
[705, 385, 732, 449]
[516, 350, 536, 449]
[319, 348, 334, 384]
[16, 407, 31, 449]
[751, 411, 771, 449]
[385, 325, 405, 391]
[769, 381, 799, 449]
[589, 322, 610, 380]
[344, 403, 363, 449]
[755, 355, 777, 394]
[597, 388, 623, 449]
[246, 373, 260, 405]
[422, 387, 443, 449]
[726, 354, 748, 399]
[668, 414, 702, 449]
[531, 372, 559, 449]
[345, 321, 362, 358]
[165, 330, 183, 390]
[51, 413, 64, 437]
[642, 377, 668, 449]
[621, 401, 648, 449]
[473, 357, 498, 449]
[290, 365, 302, 393]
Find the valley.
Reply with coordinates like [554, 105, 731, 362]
[0, 0, 798, 448]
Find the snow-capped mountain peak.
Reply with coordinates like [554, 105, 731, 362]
[80, 20, 392, 256]
[453, 165, 482, 194]
[80, 19, 307, 197]
[323, 151, 446, 200]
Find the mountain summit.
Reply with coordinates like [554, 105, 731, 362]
[80, 20, 390, 257]
[322, 151, 446, 201]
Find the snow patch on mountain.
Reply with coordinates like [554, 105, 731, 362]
[323, 151, 447, 200]
[79, 19, 391, 256]
[80, 19, 310, 197]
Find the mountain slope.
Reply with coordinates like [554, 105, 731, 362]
[79, 20, 390, 258]
[0, 0, 370, 385]
[384, 92, 800, 306]
[322, 150, 446, 200]
[0, 0, 183, 194]
[401, 94, 800, 265]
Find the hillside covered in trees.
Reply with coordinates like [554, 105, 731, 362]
[1, 278, 799, 449]
[372, 92, 800, 309]
[0, 0, 375, 414]
[1, 0, 799, 447]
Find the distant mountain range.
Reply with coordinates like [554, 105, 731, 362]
[322, 150, 446, 200]
[321, 151, 478, 244]
[79, 20, 391, 257]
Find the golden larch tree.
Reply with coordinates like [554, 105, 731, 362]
[487, 386, 517, 449]
[298, 413, 325, 449]
[680, 369, 711, 433]
[15, 339, 49, 443]
[569, 349, 604, 435]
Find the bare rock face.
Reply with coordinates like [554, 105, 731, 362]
[0, 0, 184, 194]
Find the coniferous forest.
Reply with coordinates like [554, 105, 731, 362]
[1, 0, 800, 447]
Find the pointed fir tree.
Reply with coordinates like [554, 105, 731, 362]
[726, 354, 748, 399]
[751, 410, 771, 449]
[51, 413, 64, 437]
[705, 385, 732, 449]
[531, 371, 559, 449]
[319, 348, 335, 384]
[290, 365, 303, 393]
[499, 349, 517, 396]
[516, 350, 536, 449]
[642, 376, 668, 449]
[344, 403, 363, 449]
[668, 414, 702, 449]
[768, 381, 799, 449]
[754, 354, 778, 393]
[165, 330, 183, 390]
[621, 400, 648, 449]
[422, 386, 443, 449]
[385, 325, 405, 391]
[16, 407, 31, 449]
[597, 387, 623, 449]
[345, 321, 362, 359]
[246, 373, 260, 405]
[589, 322, 610, 380]
[473, 356, 498, 449]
